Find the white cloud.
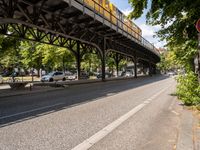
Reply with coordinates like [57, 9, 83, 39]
[137, 23, 166, 48]
[154, 41, 166, 48]
[122, 8, 132, 16]
[139, 23, 162, 37]
[140, 24, 155, 37]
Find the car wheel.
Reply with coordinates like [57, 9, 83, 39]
[49, 78, 53, 82]
[62, 77, 66, 81]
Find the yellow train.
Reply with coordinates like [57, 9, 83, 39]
[83, 0, 142, 42]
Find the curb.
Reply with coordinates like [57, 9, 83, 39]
[0, 87, 65, 98]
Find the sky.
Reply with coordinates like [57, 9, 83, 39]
[109, 0, 165, 48]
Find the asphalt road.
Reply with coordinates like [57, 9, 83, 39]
[0, 76, 180, 150]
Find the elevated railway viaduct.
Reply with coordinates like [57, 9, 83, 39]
[0, 0, 160, 80]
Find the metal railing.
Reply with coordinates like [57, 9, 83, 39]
[77, 0, 160, 56]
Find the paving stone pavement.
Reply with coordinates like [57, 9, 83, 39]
[176, 106, 200, 150]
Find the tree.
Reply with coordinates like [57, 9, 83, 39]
[20, 41, 43, 76]
[19, 40, 76, 75]
[82, 52, 101, 73]
[0, 35, 21, 72]
[129, 0, 199, 69]
[128, 0, 200, 105]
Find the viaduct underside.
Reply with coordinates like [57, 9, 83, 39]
[0, 0, 160, 80]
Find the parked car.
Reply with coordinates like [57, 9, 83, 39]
[65, 71, 77, 80]
[80, 71, 89, 79]
[70, 71, 89, 80]
[0, 75, 3, 83]
[121, 70, 133, 77]
[96, 72, 112, 79]
[67, 74, 77, 80]
[41, 71, 66, 82]
[167, 71, 175, 76]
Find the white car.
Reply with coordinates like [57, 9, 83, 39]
[67, 74, 77, 80]
[167, 72, 175, 76]
[41, 71, 66, 82]
[65, 71, 77, 80]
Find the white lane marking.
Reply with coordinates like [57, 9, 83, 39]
[71, 103, 145, 150]
[106, 93, 116, 96]
[171, 110, 180, 116]
[0, 103, 64, 120]
[71, 85, 172, 150]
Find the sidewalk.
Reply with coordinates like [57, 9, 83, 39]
[193, 111, 200, 150]
[0, 84, 64, 98]
[176, 106, 200, 150]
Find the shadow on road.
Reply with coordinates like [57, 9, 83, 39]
[0, 75, 169, 127]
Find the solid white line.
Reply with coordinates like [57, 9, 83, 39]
[71, 103, 146, 150]
[0, 102, 64, 120]
[71, 84, 172, 150]
[72, 84, 173, 150]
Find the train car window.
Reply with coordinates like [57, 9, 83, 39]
[118, 10, 122, 20]
[111, 4, 116, 13]
[105, 0, 109, 8]
[132, 23, 137, 28]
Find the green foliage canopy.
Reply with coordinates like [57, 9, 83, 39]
[129, 0, 200, 69]
[129, 0, 200, 105]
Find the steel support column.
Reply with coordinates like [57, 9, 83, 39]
[134, 57, 138, 78]
[153, 64, 156, 74]
[101, 38, 106, 81]
[115, 53, 120, 77]
[149, 62, 152, 76]
[76, 42, 81, 80]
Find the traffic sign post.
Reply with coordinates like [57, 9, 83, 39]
[196, 19, 200, 33]
[198, 33, 200, 82]
[196, 19, 200, 82]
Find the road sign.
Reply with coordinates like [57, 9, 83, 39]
[196, 19, 200, 32]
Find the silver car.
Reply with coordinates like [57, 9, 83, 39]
[41, 71, 66, 82]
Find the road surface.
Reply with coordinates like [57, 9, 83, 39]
[0, 76, 181, 150]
